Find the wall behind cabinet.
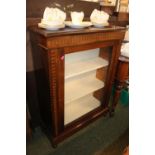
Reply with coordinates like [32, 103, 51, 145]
[26, 0, 100, 18]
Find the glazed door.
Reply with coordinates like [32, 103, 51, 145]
[64, 42, 116, 126]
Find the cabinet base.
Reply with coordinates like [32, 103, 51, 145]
[50, 107, 109, 147]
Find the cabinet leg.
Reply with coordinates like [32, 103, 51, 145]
[52, 144, 58, 148]
[26, 109, 32, 139]
[52, 141, 58, 148]
[109, 107, 114, 117]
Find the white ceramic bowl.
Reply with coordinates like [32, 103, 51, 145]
[41, 19, 63, 26]
[91, 21, 109, 27]
[71, 11, 84, 25]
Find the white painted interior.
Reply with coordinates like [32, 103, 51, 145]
[65, 48, 100, 63]
[65, 57, 108, 79]
[65, 93, 101, 125]
[64, 48, 107, 124]
[65, 70, 104, 104]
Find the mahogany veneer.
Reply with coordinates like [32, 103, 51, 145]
[29, 25, 126, 147]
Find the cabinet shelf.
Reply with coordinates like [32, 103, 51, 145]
[65, 71, 104, 104]
[65, 57, 108, 79]
[65, 94, 101, 125]
[65, 48, 108, 79]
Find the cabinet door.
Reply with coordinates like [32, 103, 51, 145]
[64, 43, 117, 125]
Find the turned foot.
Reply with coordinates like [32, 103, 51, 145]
[109, 107, 115, 117]
[52, 143, 57, 148]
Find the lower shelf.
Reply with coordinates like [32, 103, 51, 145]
[65, 71, 104, 104]
[64, 94, 101, 125]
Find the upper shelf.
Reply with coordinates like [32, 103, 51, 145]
[65, 57, 108, 79]
[65, 48, 109, 79]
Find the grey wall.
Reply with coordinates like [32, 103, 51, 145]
[27, 0, 100, 18]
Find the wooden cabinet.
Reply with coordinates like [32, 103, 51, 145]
[29, 26, 126, 147]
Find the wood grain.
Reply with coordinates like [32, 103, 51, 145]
[29, 25, 126, 147]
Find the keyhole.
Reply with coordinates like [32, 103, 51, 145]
[61, 56, 64, 60]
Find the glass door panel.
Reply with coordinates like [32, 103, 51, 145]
[64, 47, 112, 125]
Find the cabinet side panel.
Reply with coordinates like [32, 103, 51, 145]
[39, 49, 52, 129]
[35, 68, 52, 128]
[29, 33, 52, 129]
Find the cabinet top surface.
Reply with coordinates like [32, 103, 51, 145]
[29, 25, 126, 38]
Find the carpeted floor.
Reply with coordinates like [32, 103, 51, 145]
[94, 129, 129, 155]
[27, 103, 129, 155]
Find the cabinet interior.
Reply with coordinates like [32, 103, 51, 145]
[64, 47, 112, 125]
